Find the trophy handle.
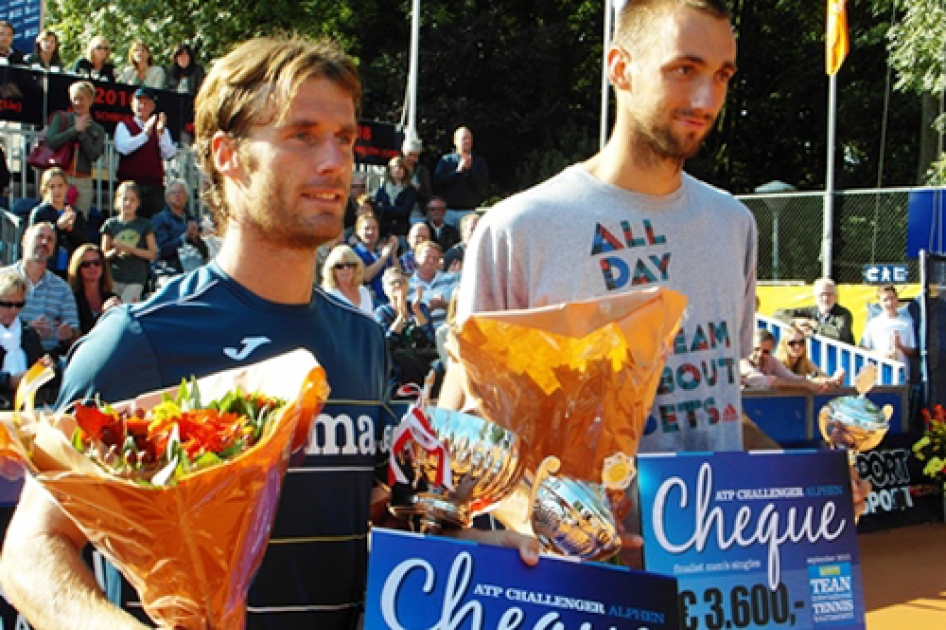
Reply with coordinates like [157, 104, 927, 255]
[529, 456, 561, 515]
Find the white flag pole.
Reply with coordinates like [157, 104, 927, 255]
[823, 72, 838, 278]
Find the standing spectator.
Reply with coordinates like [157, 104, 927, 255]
[861, 284, 917, 379]
[443, 211, 480, 271]
[433, 126, 489, 227]
[72, 35, 116, 82]
[400, 222, 431, 274]
[24, 29, 63, 72]
[408, 241, 459, 329]
[321, 244, 374, 315]
[401, 136, 432, 218]
[374, 155, 416, 238]
[118, 41, 166, 89]
[67, 243, 120, 335]
[4, 223, 79, 357]
[151, 179, 207, 281]
[0, 270, 56, 408]
[165, 43, 205, 95]
[0, 21, 26, 66]
[424, 196, 460, 253]
[28, 168, 89, 278]
[774, 278, 855, 344]
[352, 214, 399, 305]
[101, 181, 157, 303]
[43, 80, 107, 218]
[114, 87, 177, 218]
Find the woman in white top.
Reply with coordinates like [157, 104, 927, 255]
[321, 244, 374, 315]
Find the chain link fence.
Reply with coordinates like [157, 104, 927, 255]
[740, 187, 937, 285]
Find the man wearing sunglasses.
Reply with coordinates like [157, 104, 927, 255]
[4, 222, 80, 358]
[741, 329, 829, 393]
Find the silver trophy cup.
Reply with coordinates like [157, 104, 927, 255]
[818, 365, 892, 463]
[528, 457, 622, 562]
[388, 407, 526, 533]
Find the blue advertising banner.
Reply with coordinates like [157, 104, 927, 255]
[1, 0, 41, 57]
[639, 450, 865, 630]
[365, 528, 680, 629]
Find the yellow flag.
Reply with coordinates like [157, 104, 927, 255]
[826, 0, 849, 75]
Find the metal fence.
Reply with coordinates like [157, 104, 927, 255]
[739, 187, 936, 285]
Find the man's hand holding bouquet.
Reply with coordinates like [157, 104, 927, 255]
[0, 349, 330, 630]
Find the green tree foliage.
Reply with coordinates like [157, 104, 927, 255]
[882, 0, 946, 183]
[44, 0, 922, 197]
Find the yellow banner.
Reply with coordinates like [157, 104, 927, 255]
[826, 0, 849, 75]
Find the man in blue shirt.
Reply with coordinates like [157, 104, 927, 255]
[0, 35, 537, 630]
[151, 179, 208, 281]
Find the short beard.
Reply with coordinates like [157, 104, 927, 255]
[629, 113, 710, 169]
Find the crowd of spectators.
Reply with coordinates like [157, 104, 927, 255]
[0, 21, 206, 93]
[0, 19, 499, 395]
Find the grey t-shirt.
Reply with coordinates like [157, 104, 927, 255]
[457, 164, 757, 453]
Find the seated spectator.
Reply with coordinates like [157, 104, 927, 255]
[151, 180, 207, 283]
[165, 43, 205, 95]
[0, 21, 26, 66]
[101, 181, 157, 303]
[42, 80, 107, 218]
[4, 223, 80, 358]
[741, 329, 829, 393]
[72, 35, 116, 82]
[442, 211, 480, 271]
[374, 155, 417, 238]
[67, 243, 120, 335]
[345, 194, 376, 245]
[401, 136, 432, 219]
[28, 168, 89, 278]
[775, 324, 845, 387]
[400, 222, 431, 275]
[114, 87, 177, 219]
[375, 267, 437, 388]
[408, 241, 459, 329]
[774, 278, 855, 344]
[321, 244, 374, 316]
[425, 196, 461, 253]
[24, 29, 63, 72]
[0, 269, 56, 408]
[861, 284, 917, 379]
[314, 232, 344, 288]
[352, 214, 399, 305]
[118, 40, 167, 89]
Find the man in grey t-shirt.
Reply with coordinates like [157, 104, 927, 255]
[444, 0, 868, 522]
[447, 0, 752, 454]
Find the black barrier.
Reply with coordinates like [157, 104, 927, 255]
[1, 73, 401, 166]
[45, 73, 194, 140]
[0, 65, 44, 125]
[356, 119, 403, 166]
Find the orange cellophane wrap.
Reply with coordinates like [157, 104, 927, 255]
[454, 287, 687, 481]
[0, 349, 330, 630]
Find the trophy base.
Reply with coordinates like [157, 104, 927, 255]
[389, 490, 472, 533]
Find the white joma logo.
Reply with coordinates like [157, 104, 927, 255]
[223, 336, 272, 361]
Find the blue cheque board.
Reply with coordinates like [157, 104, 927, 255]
[365, 528, 680, 629]
[639, 450, 866, 630]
